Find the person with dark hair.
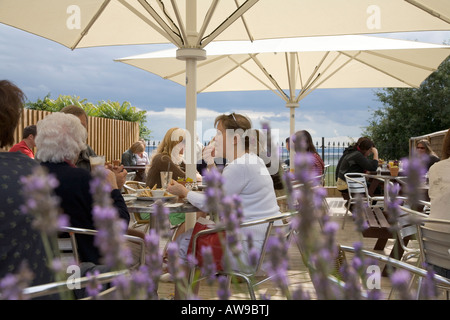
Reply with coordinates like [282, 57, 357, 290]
[335, 137, 379, 194]
[284, 136, 291, 168]
[292, 130, 324, 176]
[60, 104, 97, 171]
[0, 80, 56, 297]
[9, 124, 37, 159]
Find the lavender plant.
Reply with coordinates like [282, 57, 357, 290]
[0, 262, 34, 300]
[1, 133, 442, 300]
[90, 166, 133, 271]
[17, 166, 72, 299]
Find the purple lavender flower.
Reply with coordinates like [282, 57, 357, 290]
[0, 262, 34, 300]
[401, 156, 427, 211]
[385, 182, 403, 232]
[291, 285, 311, 300]
[419, 264, 438, 299]
[143, 230, 163, 299]
[152, 200, 170, 234]
[19, 166, 67, 235]
[390, 269, 414, 300]
[166, 242, 186, 284]
[264, 231, 290, 299]
[202, 167, 226, 222]
[85, 269, 102, 299]
[216, 275, 231, 300]
[90, 167, 133, 270]
[352, 196, 369, 233]
[200, 246, 217, 285]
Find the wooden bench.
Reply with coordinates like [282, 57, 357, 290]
[361, 206, 394, 251]
[360, 206, 418, 276]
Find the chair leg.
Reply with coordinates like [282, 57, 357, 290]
[322, 198, 330, 214]
[233, 275, 256, 300]
[341, 201, 351, 229]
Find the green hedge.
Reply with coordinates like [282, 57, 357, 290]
[25, 94, 151, 139]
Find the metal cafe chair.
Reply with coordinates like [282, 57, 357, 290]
[342, 173, 384, 229]
[21, 269, 129, 300]
[58, 226, 145, 270]
[188, 211, 295, 300]
[417, 217, 450, 299]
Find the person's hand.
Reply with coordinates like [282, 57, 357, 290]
[106, 163, 127, 190]
[202, 143, 216, 166]
[166, 179, 189, 198]
[104, 169, 119, 190]
[371, 147, 379, 160]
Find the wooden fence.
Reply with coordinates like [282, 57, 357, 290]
[409, 129, 449, 158]
[13, 109, 140, 162]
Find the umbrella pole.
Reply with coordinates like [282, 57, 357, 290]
[286, 102, 300, 172]
[286, 102, 298, 172]
[177, 49, 206, 182]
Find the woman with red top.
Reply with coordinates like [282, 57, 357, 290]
[292, 130, 325, 177]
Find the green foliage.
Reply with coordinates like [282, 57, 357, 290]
[25, 95, 151, 139]
[363, 56, 450, 159]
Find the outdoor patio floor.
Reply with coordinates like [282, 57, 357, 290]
[131, 197, 446, 300]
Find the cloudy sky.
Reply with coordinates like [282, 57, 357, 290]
[1, 23, 449, 146]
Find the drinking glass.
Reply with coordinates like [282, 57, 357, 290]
[160, 171, 173, 189]
[89, 156, 105, 171]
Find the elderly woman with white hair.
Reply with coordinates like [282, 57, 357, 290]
[35, 112, 129, 265]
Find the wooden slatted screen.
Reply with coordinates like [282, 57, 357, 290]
[11, 109, 139, 162]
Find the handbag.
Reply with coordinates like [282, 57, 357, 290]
[187, 218, 225, 271]
[336, 177, 348, 191]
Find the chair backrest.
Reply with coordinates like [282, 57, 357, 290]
[189, 211, 295, 277]
[126, 171, 136, 181]
[395, 206, 429, 261]
[344, 173, 370, 200]
[58, 226, 145, 270]
[417, 218, 450, 271]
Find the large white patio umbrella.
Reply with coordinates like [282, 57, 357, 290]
[1, 0, 449, 179]
[116, 35, 450, 166]
[405, 0, 450, 24]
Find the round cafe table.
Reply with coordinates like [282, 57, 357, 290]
[126, 198, 200, 233]
[366, 171, 404, 204]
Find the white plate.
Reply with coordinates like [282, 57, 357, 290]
[123, 195, 137, 202]
[137, 195, 177, 202]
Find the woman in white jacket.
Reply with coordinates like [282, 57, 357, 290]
[167, 113, 281, 298]
[426, 129, 450, 279]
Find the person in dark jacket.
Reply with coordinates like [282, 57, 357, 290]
[60, 105, 97, 171]
[335, 137, 379, 195]
[0, 80, 57, 299]
[35, 112, 129, 265]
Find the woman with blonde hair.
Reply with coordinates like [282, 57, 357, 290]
[415, 139, 440, 170]
[122, 141, 146, 166]
[145, 127, 187, 188]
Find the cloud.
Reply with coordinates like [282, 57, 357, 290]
[2, 24, 449, 148]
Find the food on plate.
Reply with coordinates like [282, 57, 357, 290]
[138, 187, 172, 198]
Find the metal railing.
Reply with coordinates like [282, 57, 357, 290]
[146, 138, 351, 187]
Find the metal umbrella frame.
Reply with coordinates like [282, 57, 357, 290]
[116, 34, 450, 166]
[1, 0, 449, 179]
